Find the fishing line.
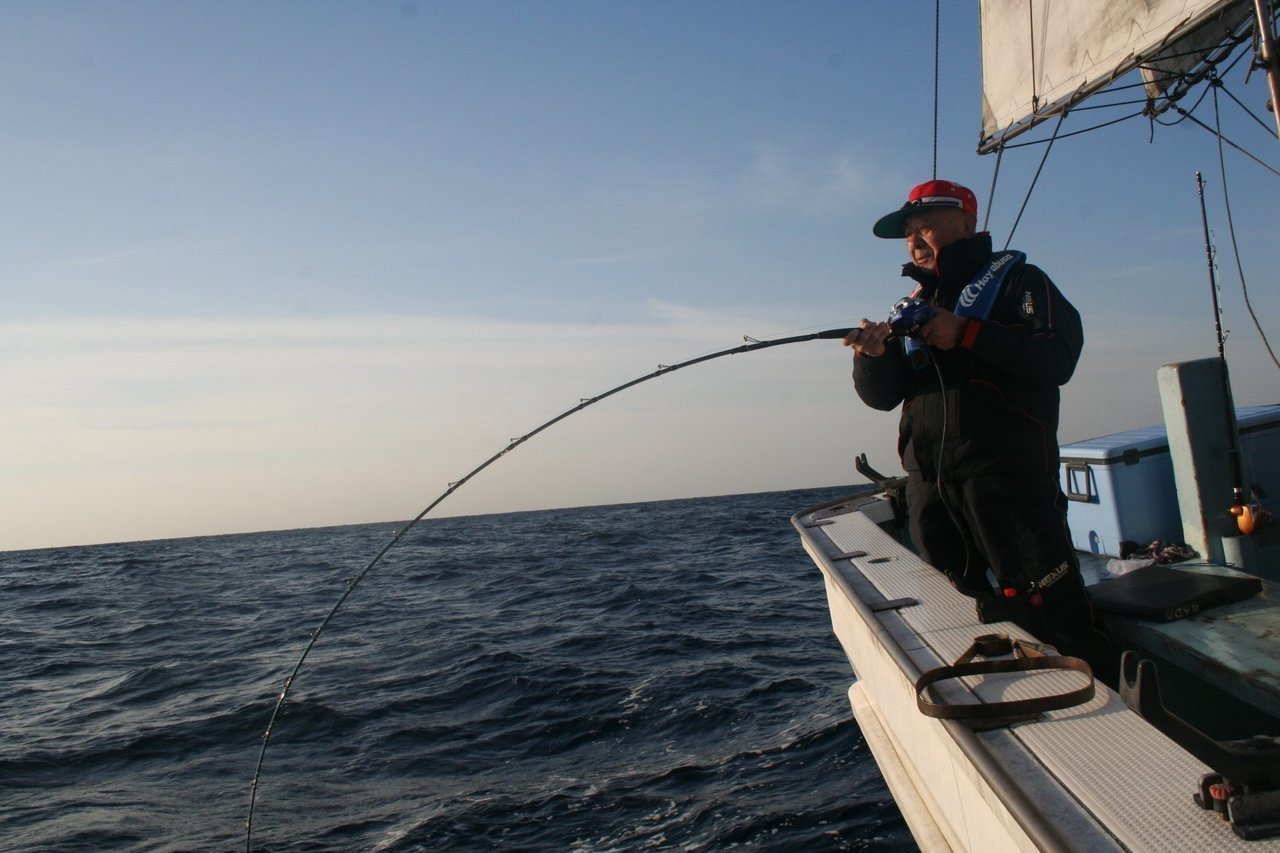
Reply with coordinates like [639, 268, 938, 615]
[243, 324, 854, 850]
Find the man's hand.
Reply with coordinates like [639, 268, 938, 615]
[918, 307, 966, 351]
[843, 319, 892, 357]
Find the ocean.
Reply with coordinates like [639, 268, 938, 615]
[1, 485, 910, 851]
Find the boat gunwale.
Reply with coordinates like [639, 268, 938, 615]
[793, 491, 1107, 853]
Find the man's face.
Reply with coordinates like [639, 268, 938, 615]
[903, 207, 973, 273]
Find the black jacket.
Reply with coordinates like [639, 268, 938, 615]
[853, 233, 1083, 479]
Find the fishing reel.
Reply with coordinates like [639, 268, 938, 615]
[888, 296, 934, 337]
[888, 296, 934, 368]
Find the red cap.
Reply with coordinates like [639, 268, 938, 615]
[873, 179, 978, 238]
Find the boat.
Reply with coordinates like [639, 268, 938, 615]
[795, 1, 1280, 849]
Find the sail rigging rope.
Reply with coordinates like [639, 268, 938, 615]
[1000, 41, 1260, 149]
[1149, 48, 1257, 131]
[1172, 105, 1280, 177]
[1146, 53, 1280, 175]
[1027, 1, 1039, 114]
[993, 41, 1279, 239]
[1003, 111, 1066, 250]
[242, 324, 855, 849]
[982, 144, 1004, 233]
[1218, 81, 1280, 138]
[1000, 110, 1147, 148]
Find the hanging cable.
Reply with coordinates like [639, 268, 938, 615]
[932, 0, 940, 178]
[242, 324, 855, 850]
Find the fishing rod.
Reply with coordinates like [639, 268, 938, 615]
[244, 324, 854, 849]
[1195, 171, 1254, 536]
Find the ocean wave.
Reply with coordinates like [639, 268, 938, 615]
[1, 486, 908, 850]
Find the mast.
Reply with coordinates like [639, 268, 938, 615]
[1254, 0, 1280, 138]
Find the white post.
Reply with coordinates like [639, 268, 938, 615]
[1157, 359, 1240, 565]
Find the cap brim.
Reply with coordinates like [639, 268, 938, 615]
[872, 209, 909, 239]
[872, 201, 964, 239]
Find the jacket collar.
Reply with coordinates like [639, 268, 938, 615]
[900, 232, 994, 302]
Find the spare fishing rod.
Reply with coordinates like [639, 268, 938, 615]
[244, 324, 854, 850]
[1195, 171, 1254, 536]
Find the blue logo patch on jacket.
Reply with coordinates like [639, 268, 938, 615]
[956, 251, 1025, 321]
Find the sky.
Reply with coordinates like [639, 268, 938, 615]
[2, 1, 1277, 551]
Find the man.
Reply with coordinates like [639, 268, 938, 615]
[845, 179, 1115, 683]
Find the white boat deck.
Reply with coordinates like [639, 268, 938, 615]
[796, 493, 1280, 852]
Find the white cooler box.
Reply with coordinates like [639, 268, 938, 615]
[1059, 405, 1280, 557]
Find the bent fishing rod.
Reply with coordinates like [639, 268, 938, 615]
[244, 324, 854, 849]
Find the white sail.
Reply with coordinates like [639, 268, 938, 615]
[979, 0, 1254, 152]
